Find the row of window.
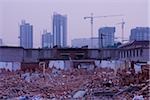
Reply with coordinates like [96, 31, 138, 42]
[120, 49, 143, 58]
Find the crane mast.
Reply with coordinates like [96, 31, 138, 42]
[116, 19, 125, 43]
[84, 13, 94, 48]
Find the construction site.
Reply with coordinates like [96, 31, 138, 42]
[0, 0, 149, 99]
[0, 40, 150, 100]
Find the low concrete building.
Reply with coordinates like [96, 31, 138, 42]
[53, 48, 89, 60]
[0, 46, 121, 62]
[0, 46, 24, 62]
[0, 46, 23, 71]
[88, 49, 99, 59]
[38, 48, 54, 59]
[23, 49, 39, 62]
[100, 48, 119, 60]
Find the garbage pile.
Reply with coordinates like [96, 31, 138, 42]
[0, 65, 149, 100]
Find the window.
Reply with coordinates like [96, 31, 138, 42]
[127, 50, 129, 57]
[124, 51, 125, 58]
[136, 49, 139, 57]
[130, 50, 132, 57]
[120, 52, 122, 58]
[120, 51, 123, 58]
[140, 49, 143, 56]
[133, 49, 135, 57]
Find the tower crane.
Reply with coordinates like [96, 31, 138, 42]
[116, 19, 125, 43]
[84, 13, 123, 48]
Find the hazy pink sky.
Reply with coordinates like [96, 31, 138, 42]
[0, 0, 149, 47]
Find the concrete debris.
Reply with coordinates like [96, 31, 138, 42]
[73, 90, 87, 98]
[132, 95, 144, 100]
[19, 96, 29, 100]
[0, 63, 149, 100]
[31, 95, 43, 100]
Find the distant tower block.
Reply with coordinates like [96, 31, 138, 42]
[42, 30, 53, 48]
[53, 13, 67, 47]
[19, 20, 33, 48]
[98, 27, 115, 48]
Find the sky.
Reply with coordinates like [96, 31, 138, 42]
[0, 0, 149, 48]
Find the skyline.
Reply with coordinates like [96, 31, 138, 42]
[0, 0, 149, 48]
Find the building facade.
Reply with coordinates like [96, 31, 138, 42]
[98, 27, 115, 48]
[53, 13, 67, 47]
[118, 41, 150, 62]
[71, 37, 99, 48]
[130, 27, 150, 41]
[42, 30, 53, 48]
[19, 20, 33, 48]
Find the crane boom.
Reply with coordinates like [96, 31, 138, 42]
[93, 14, 123, 18]
[84, 13, 124, 48]
[84, 14, 123, 19]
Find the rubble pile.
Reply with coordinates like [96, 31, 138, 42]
[0, 65, 149, 99]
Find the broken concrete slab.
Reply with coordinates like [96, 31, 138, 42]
[73, 90, 87, 98]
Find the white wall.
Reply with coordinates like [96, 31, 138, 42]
[0, 62, 21, 71]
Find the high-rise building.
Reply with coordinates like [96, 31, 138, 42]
[98, 27, 115, 48]
[130, 27, 150, 41]
[42, 30, 53, 48]
[0, 38, 2, 46]
[53, 13, 67, 47]
[71, 37, 99, 48]
[19, 20, 33, 48]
